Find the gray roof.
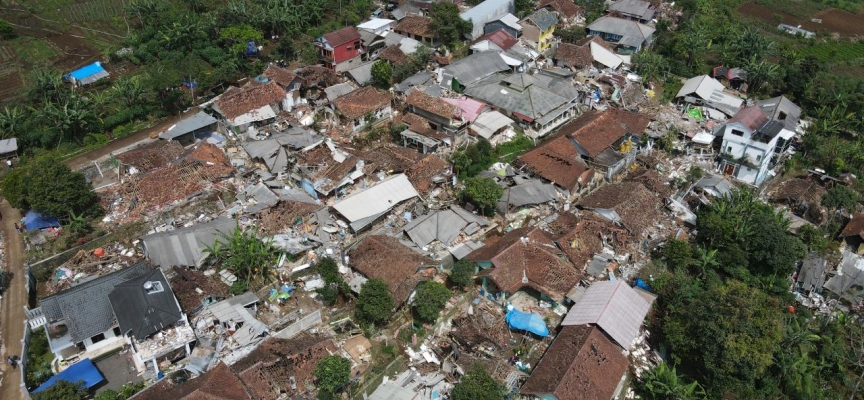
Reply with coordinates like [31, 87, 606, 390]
[0, 138, 17, 154]
[523, 8, 558, 31]
[587, 16, 655, 46]
[243, 182, 279, 213]
[757, 96, 801, 131]
[395, 71, 434, 93]
[448, 240, 485, 260]
[347, 62, 375, 85]
[561, 280, 653, 349]
[40, 263, 154, 343]
[695, 174, 734, 197]
[108, 268, 183, 340]
[497, 180, 560, 213]
[608, 0, 655, 21]
[756, 120, 786, 140]
[197, 292, 268, 347]
[442, 51, 510, 88]
[824, 250, 864, 303]
[243, 129, 323, 173]
[465, 73, 577, 121]
[403, 205, 489, 247]
[325, 82, 356, 102]
[160, 112, 218, 140]
[332, 174, 419, 231]
[798, 252, 827, 290]
[141, 217, 237, 269]
[461, 0, 516, 39]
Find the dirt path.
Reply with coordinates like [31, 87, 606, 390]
[0, 202, 25, 400]
[66, 107, 201, 171]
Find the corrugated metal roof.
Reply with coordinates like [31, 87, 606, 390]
[332, 174, 419, 226]
[160, 112, 218, 140]
[198, 292, 268, 347]
[0, 138, 18, 154]
[561, 280, 652, 349]
[497, 180, 560, 212]
[347, 62, 375, 85]
[404, 207, 489, 247]
[141, 217, 236, 269]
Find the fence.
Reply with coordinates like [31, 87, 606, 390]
[19, 318, 32, 400]
[272, 309, 322, 339]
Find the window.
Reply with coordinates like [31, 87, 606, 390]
[731, 129, 744, 136]
[113, 327, 122, 337]
[91, 333, 106, 344]
[727, 146, 732, 153]
[779, 111, 787, 120]
[756, 154, 762, 162]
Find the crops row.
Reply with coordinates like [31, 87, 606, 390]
[798, 42, 864, 62]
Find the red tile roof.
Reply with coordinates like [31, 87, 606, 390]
[231, 334, 338, 400]
[727, 106, 769, 132]
[406, 90, 459, 119]
[537, 0, 584, 18]
[378, 44, 409, 64]
[260, 64, 298, 88]
[578, 181, 663, 236]
[476, 29, 517, 51]
[841, 212, 864, 239]
[394, 15, 434, 39]
[518, 135, 589, 191]
[561, 109, 650, 158]
[468, 227, 580, 301]
[133, 362, 251, 400]
[215, 81, 286, 120]
[546, 212, 631, 269]
[555, 36, 612, 69]
[406, 155, 449, 193]
[297, 65, 340, 88]
[324, 26, 361, 46]
[348, 235, 436, 305]
[333, 86, 392, 120]
[520, 325, 629, 400]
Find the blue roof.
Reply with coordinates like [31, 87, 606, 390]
[32, 358, 105, 393]
[67, 62, 106, 80]
[23, 210, 61, 231]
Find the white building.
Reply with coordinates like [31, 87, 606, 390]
[718, 96, 801, 186]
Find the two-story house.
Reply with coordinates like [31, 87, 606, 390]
[406, 90, 468, 135]
[519, 8, 558, 52]
[718, 98, 800, 186]
[259, 64, 303, 112]
[315, 26, 363, 72]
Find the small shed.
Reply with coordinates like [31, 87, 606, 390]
[65, 62, 109, 86]
[0, 138, 17, 159]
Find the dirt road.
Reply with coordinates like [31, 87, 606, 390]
[0, 202, 25, 400]
[66, 108, 201, 171]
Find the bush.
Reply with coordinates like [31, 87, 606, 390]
[313, 355, 351, 394]
[414, 281, 451, 324]
[449, 259, 476, 289]
[355, 278, 395, 326]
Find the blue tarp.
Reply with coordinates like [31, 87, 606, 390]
[32, 358, 104, 393]
[23, 210, 60, 231]
[635, 278, 652, 292]
[505, 309, 549, 337]
[66, 62, 106, 80]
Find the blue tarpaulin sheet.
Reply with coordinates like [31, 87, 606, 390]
[33, 358, 104, 393]
[505, 309, 549, 337]
[67, 62, 106, 80]
[23, 210, 60, 231]
[635, 278, 652, 292]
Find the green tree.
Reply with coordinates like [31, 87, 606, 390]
[451, 363, 505, 400]
[94, 389, 119, 400]
[31, 380, 87, 400]
[313, 355, 351, 394]
[636, 362, 707, 400]
[25, 158, 100, 218]
[204, 225, 281, 291]
[461, 177, 503, 215]
[744, 58, 780, 96]
[449, 259, 476, 289]
[632, 51, 669, 84]
[219, 24, 264, 54]
[371, 59, 392, 88]
[822, 185, 858, 214]
[430, 2, 472, 46]
[0, 19, 16, 40]
[662, 239, 692, 271]
[413, 281, 451, 324]
[316, 257, 349, 305]
[355, 278, 395, 326]
[2, 169, 28, 209]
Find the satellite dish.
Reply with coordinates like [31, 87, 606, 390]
[143, 281, 154, 291]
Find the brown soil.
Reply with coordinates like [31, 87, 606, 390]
[738, 3, 864, 37]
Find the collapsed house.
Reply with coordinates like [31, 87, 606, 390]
[348, 235, 438, 308]
[332, 174, 419, 232]
[141, 217, 236, 270]
[578, 181, 664, 238]
[133, 362, 253, 400]
[213, 82, 287, 132]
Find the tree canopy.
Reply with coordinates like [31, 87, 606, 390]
[461, 177, 502, 216]
[313, 355, 351, 394]
[204, 225, 281, 294]
[413, 281, 451, 324]
[449, 259, 476, 289]
[451, 363, 505, 400]
[32, 380, 87, 400]
[3, 158, 101, 218]
[430, 2, 472, 46]
[371, 59, 392, 88]
[355, 278, 395, 326]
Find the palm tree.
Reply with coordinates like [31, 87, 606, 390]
[28, 68, 68, 103]
[637, 362, 707, 400]
[692, 246, 719, 278]
[203, 225, 282, 291]
[39, 96, 98, 146]
[0, 106, 26, 139]
[110, 76, 148, 108]
[744, 58, 780, 97]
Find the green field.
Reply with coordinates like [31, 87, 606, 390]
[798, 42, 864, 62]
[11, 37, 57, 65]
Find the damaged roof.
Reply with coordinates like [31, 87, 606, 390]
[468, 226, 580, 301]
[561, 108, 650, 158]
[404, 205, 489, 247]
[141, 217, 236, 269]
[377, 44, 409, 64]
[231, 334, 338, 400]
[772, 178, 826, 206]
[407, 90, 460, 119]
[497, 180, 561, 213]
[333, 86, 392, 120]
[548, 213, 630, 271]
[394, 15, 434, 38]
[561, 280, 653, 349]
[332, 174, 419, 231]
[578, 181, 663, 236]
[518, 135, 589, 191]
[405, 155, 450, 194]
[520, 325, 629, 400]
[536, 0, 583, 18]
[841, 212, 864, 239]
[521, 8, 558, 31]
[296, 65, 340, 88]
[465, 72, 579, 123]
[260, 64, 298, 87]
[214, 82, 286, 120]
[348, 235, 436, 305]
[117, 140, 185, 173]
[133, 362, 251, 400]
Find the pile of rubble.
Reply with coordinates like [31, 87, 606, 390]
[44, 243, 142, 296]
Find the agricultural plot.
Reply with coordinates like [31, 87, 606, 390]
[798, 42, 864, 62]
[739, 2, 864, 37]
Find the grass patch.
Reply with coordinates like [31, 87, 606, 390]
[798, 42, 864, 62]
[12, 37, 57, 66]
